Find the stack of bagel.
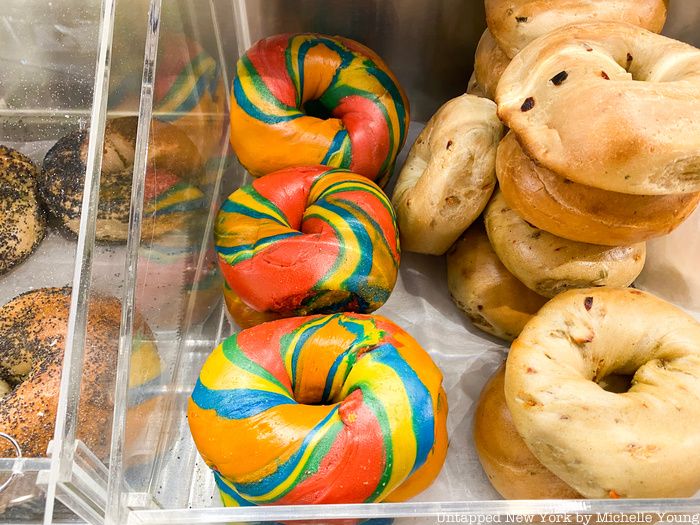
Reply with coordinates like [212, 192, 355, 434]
[394, 0, 700, 343]
[392, 0, 700, 501]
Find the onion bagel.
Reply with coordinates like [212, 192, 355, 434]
[447, 224, 547, 341]
[496, 132, 700, 246]
[392, 94, 503, 255]
[0, 146, 46, 275]
[496, 22, 700, 195]
[474, 363, 580, 499]
[506, 287, 700, 498]
[484, 191, 646, 298]
[485, 0, 667, 58]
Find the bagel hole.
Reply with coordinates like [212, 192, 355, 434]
[596, 373, 633, 394]
[303, 99, 334, 121]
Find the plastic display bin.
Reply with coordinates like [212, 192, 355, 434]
[1, 1, 699, 524]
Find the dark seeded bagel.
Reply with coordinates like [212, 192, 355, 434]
[0, 146, 46, 275]
[0, 287, 159, 458]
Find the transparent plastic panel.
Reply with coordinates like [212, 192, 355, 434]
[0, 0, 111, 522]
[112, 0, 700, 524]
[107, 0, 238, 523]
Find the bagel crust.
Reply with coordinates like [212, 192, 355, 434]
[506, 288, 700, 498]
[496, 132, 700, 246]
[484, 191, 645, 298]
[472, 30, 511, 101]
[496, 22, 700, 195]
[474, 363, 580, 499]
[485, 0, 667, 58]
[392, 94, 503, 255]
[447, 224, 547, 341]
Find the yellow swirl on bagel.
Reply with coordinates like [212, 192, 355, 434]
[496, 22, 700, 195]
[188, 313, 448, 505]
[506, 288, 700, 498]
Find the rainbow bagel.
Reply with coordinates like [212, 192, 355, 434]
[188, 313, 448, 505]
[230, 33, 409, 187]
[214, 165, 400, 326]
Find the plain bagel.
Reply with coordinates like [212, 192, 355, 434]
[496, 22, 700, 195]
[506, 287, 700, 498]
[392, 94, 503, 255]
[484, 191, 646, 298]
[470, 29, 511, 101]
[474, 363, 580, 499]
[447, 223, 547, 341]
[496, 132, 700, 246]
[485, 0, 667, 58]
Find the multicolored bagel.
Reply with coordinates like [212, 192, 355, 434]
[188, 313, 448, 505]
[214, 166, 400, 326]
[230, 33, 409, 186]
[0, 146, 46, 275]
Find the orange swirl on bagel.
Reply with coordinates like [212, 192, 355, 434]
[230, 33, 409, 186]
[188, 313, 448, 505]
[214, 166, 400, 326]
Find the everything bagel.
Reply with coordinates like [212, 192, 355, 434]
[0, 146, 46, 275]
[496, 22, 700, 195]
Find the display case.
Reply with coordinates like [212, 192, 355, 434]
[1, 0, 700, 524]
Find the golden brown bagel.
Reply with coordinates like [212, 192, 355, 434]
[485, 0, 667, 58]
[40, 117, 204, 242]
[471, 29, 511, 100]
[0, 288, 159, 458]
[496, 132, 700, 246]
[484, 191, 646, 298]
[447, 223, 547, 341]
[0, 146, 46, 275]
[506, 287, 700, 498]
[392, 94, 503, 255]
[496, 22, 700, 195]
[474, 363, 580, 499]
